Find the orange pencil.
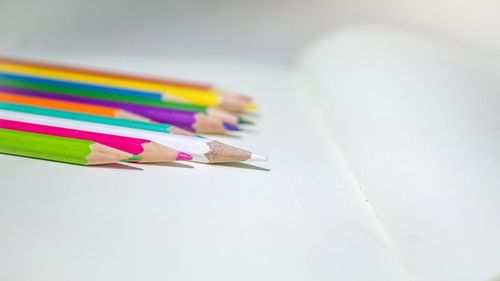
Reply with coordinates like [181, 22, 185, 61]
[0, 91, 151, 122]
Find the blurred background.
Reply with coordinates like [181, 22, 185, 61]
[0, 0, 500, 64]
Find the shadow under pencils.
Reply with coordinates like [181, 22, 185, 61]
[211, 162, 271, 171]
[92, 163, 144, 171]
[237, 128, 258, 134]
[140, 162, 194, 168]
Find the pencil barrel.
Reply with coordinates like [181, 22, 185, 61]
[0, 128, 95, 165]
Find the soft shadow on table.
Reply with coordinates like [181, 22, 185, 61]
[140, 162, 194, 169]
[212, 162, 271, 171]
[90, 163, 144, 171]
[238, 128, 258, 134]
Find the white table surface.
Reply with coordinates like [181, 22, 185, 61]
[0, 55, 404, 281]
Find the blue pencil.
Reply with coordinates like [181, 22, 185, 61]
[0, 72, 164, 101]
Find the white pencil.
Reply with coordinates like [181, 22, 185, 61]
[0, 110, 267, 163]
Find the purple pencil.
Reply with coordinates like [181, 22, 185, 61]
[0, 85, 240, 134]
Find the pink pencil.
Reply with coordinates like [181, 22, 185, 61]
[0, 118, 192, 163]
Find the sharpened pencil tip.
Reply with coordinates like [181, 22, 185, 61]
[223, 122, 241, 131]
[250, 153, 268, 161]
[124, 155, 142, 162]
[243, 103, 259, 112]
[237, 116, 254, 125]
[176, 152, 193, 161]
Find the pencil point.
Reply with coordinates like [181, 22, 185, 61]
[176, 152, 193, 161]
[223, 122, 240, 131]
[124, 155, 142, 162]
[243, 103, 259, 112]
[237, 116, 254, 125]
[194, 113, 234, 134]
[205, 141, 252, 163]
[250, 153, 268, 161]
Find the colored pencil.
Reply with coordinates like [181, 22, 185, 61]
[0, 119, 192, 163]
[0, 91, 151, 122]
[0, 102, 196, 136]
[0, 73, 251, 125]
[0, 55, 246, 93]
[0, 110, 268, 163]
[0, 128, 134, 165]
[0, 56, 256, 112]
[0, 85, 241, 134]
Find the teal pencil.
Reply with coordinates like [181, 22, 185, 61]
[0, 102, 195, 136]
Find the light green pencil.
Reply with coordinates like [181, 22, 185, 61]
[0, 128, 135, 165]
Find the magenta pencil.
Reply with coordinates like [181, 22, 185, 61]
[0, 118, 192, 163]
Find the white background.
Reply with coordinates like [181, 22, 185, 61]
[1, 0, 500, 63]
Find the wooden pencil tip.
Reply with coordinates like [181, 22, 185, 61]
[214, 88, 254, 103]
[87, 143, 134, 165]
[138, 142, 180, 163]
[205, 141, 253, 163]
[217, 95, 249, 113]
[193, 113, 230, 134]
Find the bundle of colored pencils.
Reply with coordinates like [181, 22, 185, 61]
[0, 56, 267, 166]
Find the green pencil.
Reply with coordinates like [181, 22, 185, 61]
[0, 102, 195, 136]
[0, 128, 134, 165]
[0, 75, 204, 111]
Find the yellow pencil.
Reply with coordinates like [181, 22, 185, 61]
[0, 57, 257, 112]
